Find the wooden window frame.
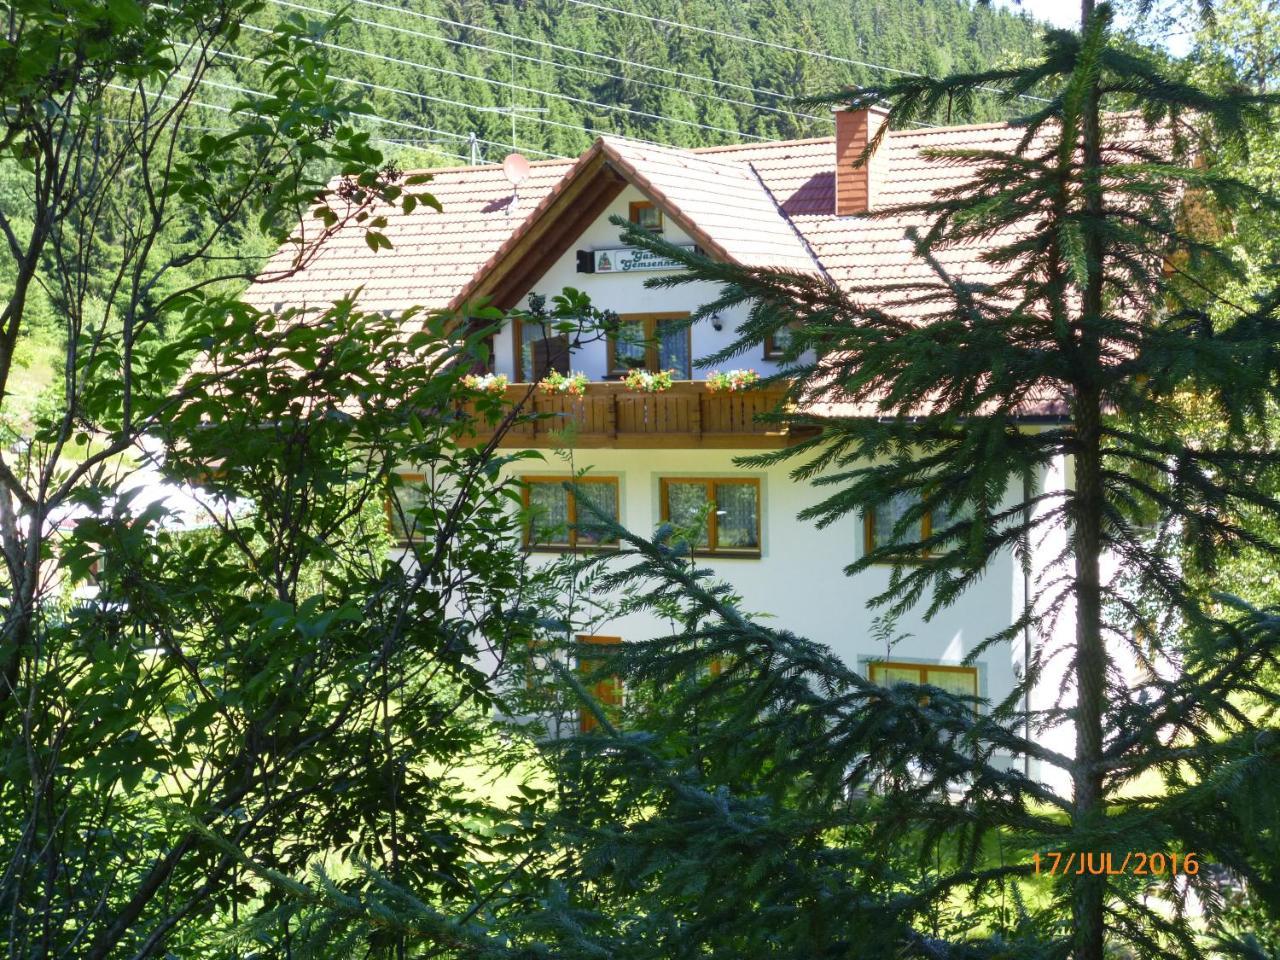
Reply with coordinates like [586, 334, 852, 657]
[763, 322, 799, 361]
[863, 499, 930, 564]
[513, 317, 571, 384]
[513, 316, 532, 384]
[628, 200, 663, 233]
[658, 476, 762, 558]
[387, 471, 426, 545]
[577, 634, 623, 733]
[863, 494, 975, 564]
[521, 475, 620, 552]
[606, 312, 691, 378]
[867, 659, 980, 707]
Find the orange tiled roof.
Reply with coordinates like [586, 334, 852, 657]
[242, 120, 1035, 316]
[587, 138, 822, 275]
[244, 157, 575, 315]
[711, 123, 1030, 293]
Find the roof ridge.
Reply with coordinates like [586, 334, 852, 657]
[886, 119, 1023, 140]
[381, 156, 576, 178]
[693, 135, 836, 154]
[744, 159, 828, 281]
[600, 135, 760, 173]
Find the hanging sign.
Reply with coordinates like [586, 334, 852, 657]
[586, 244, 697, 274]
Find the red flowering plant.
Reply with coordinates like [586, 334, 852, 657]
[538, 370, 591, 397]
[623, 368, 675, 392]
[706, 369, 760, 392]
[460, 372, 509, 396]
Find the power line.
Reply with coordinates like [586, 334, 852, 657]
[185, 73, 572, 158]
[563, 0, 1053, 104]
[360, 111, 565, 159]
[110, 80, 505, 167]
[566, 0, 927, 74]
[258, 0, 935, 148]
[217, 41, 846, 159]
[208, 44, 658, 153]
[372, 137, 471, 164]
[209, 52, 570, 158]
[237, 20, 771, 142]
[333, 0, 808, 105]
[266, 0, 832, 129]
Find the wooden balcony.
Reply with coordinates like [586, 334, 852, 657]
[464, 381, 809, 449]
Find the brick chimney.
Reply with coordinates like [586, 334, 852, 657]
[834, 105, 889, 216]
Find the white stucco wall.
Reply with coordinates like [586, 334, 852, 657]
[511, 447, 1031, 715]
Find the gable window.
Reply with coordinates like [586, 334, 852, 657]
[387, 472, 427, 545]
[659, 477, 761, 557]
[578, 635, 623, 732]
[629, 200, 663, 233]
[868, 660, 979, 704]
[514, 318, 569, 383]
[523, 476, 620, 550]
[864, 492, 972, 561]
[607, 312, 691, 379]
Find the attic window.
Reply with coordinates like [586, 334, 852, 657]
[629, 201, 663, 233]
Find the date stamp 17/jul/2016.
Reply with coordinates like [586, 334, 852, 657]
[1032, 852, 1200, 877]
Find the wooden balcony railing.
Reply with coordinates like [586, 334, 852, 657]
[465, 381, 807, 448]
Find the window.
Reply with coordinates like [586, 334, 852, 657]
[659, 477, 761, 557]
[514, 318, 569, 383]
[763, 322, 799, 361]
[629, 200, 663, 233]
[387, 472, 427, 545]
[868, 660, 979, 704]
[607, 312, 691, 380]
[522, 476, 620, 550]
[863, 492, 973, 561]
[578, 635, 623, 733]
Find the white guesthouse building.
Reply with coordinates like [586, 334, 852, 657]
[246, 108, 1077, 780]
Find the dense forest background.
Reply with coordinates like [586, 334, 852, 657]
[295, 0, 1048, 162]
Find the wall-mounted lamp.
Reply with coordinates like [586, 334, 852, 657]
[710, 312, 724, 332]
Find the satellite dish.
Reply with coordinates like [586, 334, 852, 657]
[502, 153, 531, 186]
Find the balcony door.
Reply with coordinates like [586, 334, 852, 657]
[607, 312, 691, 379]
[515, 318, 570, 382]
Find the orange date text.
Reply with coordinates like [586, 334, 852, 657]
[1032, 852, 1199, 876]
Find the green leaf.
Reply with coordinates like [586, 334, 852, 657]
[107, 0, 144, 26]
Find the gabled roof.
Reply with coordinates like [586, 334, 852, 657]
[449, 136, 823, 310]
[243, 156, 575, 315]
[240, 120, 1042, 317]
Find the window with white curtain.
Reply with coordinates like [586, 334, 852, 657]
[659, 477, 760, 556]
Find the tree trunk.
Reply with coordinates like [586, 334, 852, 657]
[1071, 396, 1107, 960]
[1072, 3, 1108, 958]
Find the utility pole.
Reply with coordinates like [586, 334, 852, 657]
[500, 34, 548, 151]
[490, 106, 548, 152]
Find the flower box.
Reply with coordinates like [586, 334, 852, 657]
[706, 369, 760, 393]
[460, 372, 509, 396]
[622, 368, 675, 393]
[538, 371, 591, 398]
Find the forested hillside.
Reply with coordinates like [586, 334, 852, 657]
[271, 0, 1048, 164]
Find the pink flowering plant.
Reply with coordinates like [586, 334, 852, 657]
[460, 372, 509, 396]
[538, 370, 591, 398]
[706, 368, 760, 392]
[622, 368, 675, 393]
